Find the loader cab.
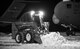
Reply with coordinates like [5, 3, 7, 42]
[33, 15, 41, 27]
[30, 10, 44, 27]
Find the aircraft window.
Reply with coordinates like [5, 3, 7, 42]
[67, 4, 72, 8]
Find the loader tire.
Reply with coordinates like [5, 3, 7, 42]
[15, 32, 24, 43]
[25, 31, 34, 43]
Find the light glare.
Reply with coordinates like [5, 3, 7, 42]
[39, 11, 44, 16]
[30, 11, 35, 16]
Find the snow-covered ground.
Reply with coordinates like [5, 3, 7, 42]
[0, 32, 80, 49]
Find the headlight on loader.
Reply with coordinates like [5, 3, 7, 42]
[39, 11, 44, 16]
[30, 10, 35, 16]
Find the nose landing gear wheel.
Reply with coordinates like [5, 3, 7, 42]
[15, 32, 24, 43]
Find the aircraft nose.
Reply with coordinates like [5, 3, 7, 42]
[52, 14, 60, 24]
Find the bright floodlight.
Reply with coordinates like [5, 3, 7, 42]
[39, 11, 44, 16]
[30, 11, 35, 16]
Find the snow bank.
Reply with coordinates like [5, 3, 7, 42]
[41, 32, 80, 47]
[62, 41, 80, 47]
[41, 32, 66, 46]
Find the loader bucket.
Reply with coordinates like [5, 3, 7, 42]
[34, 35, 42, 44]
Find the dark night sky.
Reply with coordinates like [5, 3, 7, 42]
[0, 0, 61, 16]
[0, 0, 66, 33]
[0, 0, 13, 16]
[0, 0, 56, 16]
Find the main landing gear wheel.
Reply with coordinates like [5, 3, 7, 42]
[25, 31, 34, 43]
[15, 32, 24, 43]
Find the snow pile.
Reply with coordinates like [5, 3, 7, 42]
[41, 32, 66, 46]
[62, 41, 80, 47]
